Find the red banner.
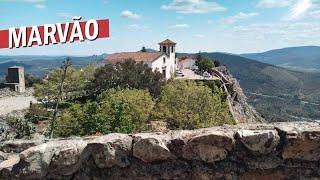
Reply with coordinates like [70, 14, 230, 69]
[0, 19, 110, 49]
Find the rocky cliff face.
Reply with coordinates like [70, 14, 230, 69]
[0, 122, 319, 179]
[213, 67, 265, 123]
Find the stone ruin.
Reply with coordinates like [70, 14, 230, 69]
[0, 122, 319, 179]
[5, 66, 25, 93]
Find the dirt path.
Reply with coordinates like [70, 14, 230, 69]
[0, 96, 37, 116]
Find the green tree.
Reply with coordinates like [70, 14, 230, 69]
[141, 46, 147, 52]
[81, 102, 109, 135]
[93, 59, 166, 97]
[34, 59, 95, 138]
[196, 58, 214, 73]
[54, 104, 83, 137]
[25, 74, 41, 87]
[99, 88, 154, 133]
[34, 64, 95, 102]
[213, 60, 221, 67]
[49, 58, 72, 138]
[196, 51, 202, 62]
[54, 102, 109, 137]
[154, 81, 234, 130]
[54, 88, 154, 137]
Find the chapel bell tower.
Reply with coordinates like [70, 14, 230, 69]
[159, 39, 176, 64]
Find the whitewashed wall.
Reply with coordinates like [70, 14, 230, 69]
[148, 54, 175, 79]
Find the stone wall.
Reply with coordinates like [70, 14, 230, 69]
[0, 122, 319, 179]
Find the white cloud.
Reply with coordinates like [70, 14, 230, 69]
[34, 4, 45, 9]
[231, 22, 320, 41]
[194, 34, 205, 38]
[220, 12, 259, 24]
[257, 0, 314, 21]
[310, 9, 320, 18]
[162, 0, 226, 14]
[214, 21, 320, 53]
[286, 1, 320, 20]
[56, 12, 73, 18]
[127, 24, 147, 30]
[169, 24, 190, 29]
[257, 0, 293, 8]
[121, 10, 141, 19]
[287, 0, 312, 20]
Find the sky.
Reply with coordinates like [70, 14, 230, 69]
[0, 0, 320, 56]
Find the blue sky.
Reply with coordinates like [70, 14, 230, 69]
[0, 0, 320, 55]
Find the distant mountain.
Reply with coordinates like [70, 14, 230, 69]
[146, 48, 158, 53]
[135, 48, 158, 53]
[182, 52, 320, 122]
[0, 55, 105, 80]
[241, 46, 320, 72]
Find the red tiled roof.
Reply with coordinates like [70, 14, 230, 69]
[159, 39, 176, 45]
[106, 52, 164, 63]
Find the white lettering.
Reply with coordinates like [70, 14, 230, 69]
[56, 22, 70, 43]
[8, 19, 105, 48]
[85, 19, 99, 40]
[44, 24, 57, 45]
[9, 27, 27, 48]
[28, 26, 42, 47]
[69, 21, 84, 42]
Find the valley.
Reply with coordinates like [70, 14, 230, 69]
[1, 46, 320, 123]
[192, 52, 320, 122]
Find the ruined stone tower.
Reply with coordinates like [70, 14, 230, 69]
[5, 66, 25, 93]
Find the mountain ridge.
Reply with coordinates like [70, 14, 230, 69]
[240, 46, 320, 72]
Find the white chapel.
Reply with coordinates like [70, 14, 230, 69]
[107, 39, 177, 79]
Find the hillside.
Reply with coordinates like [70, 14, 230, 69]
[1, 53, 320, 122]
[241, 46, 320, 72]
[198, 52, 320, 122]
[0, 55, 104, 80]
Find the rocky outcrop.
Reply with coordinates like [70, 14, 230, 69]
[212, 67, 265, 123]
[0, 122, 319, 179]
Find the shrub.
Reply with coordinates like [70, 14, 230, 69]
[213, 60, 221, 67]
[93, 59, 166, 97]
[25, 74, 41, 87]
[54, 103, 108, 137]
[54, 104, 84, 137]
[34, 64, 95, 102]
[24, 104, 50, 123]
[196, 58, 214, 73]
[6, 117, 35, 139]
[54, 88, 154, 137]
[154, 81, 235, 130]
[81, 102, 110, 135]
[99, 89, 154, 133]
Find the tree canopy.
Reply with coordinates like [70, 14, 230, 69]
[54, 88, 154, 137]
[34, 64, 95, 102]
[196, 58, 214, 73]
[154, 81, 234, 130]
[93, 59, 166, 97]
